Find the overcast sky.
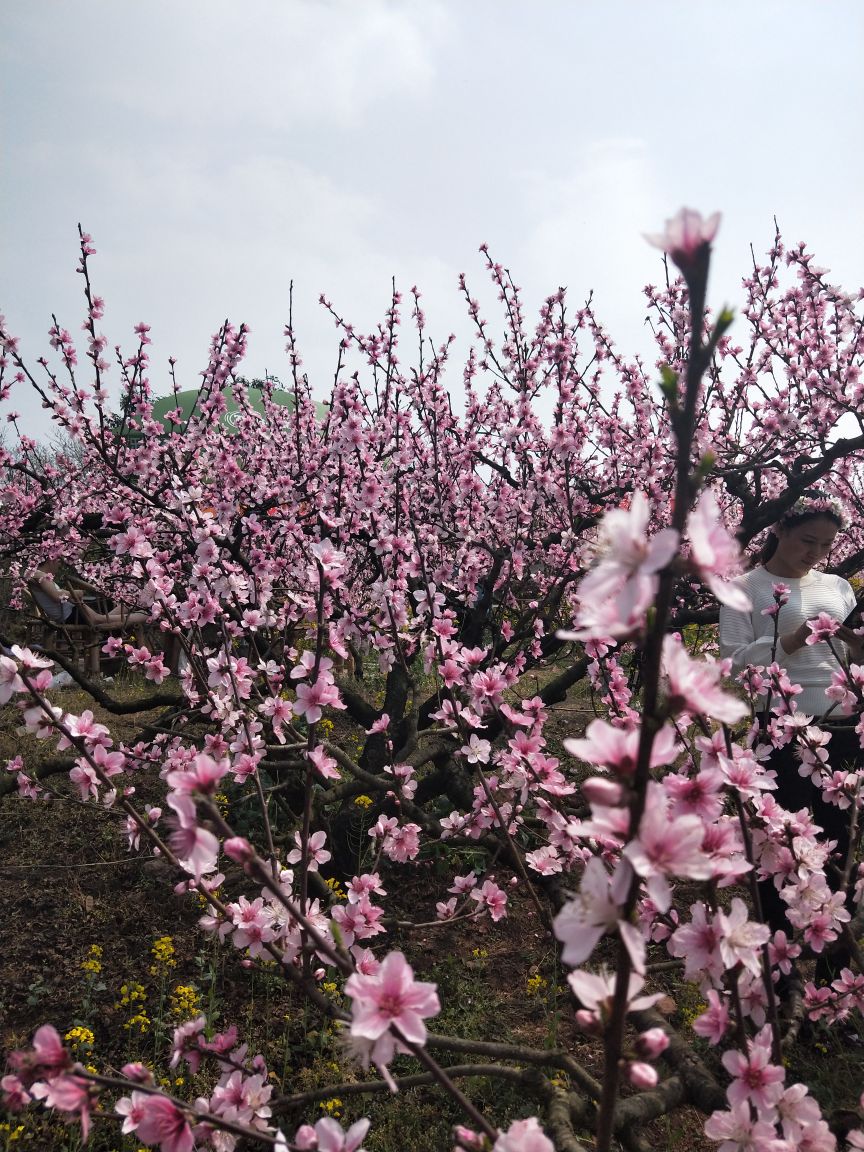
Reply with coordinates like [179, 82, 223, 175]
[2, 0, 863, 442]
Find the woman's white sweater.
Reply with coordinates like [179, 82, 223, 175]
[718, 565, 856, 717]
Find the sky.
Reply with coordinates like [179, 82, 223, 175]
[2, 0, 863, 443]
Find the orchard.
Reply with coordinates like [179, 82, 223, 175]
[2, 208, 864, 1151]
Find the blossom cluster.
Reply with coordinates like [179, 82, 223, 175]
[2, 208, 864, 1149]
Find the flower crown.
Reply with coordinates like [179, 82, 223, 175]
[779, 492, 847, 529]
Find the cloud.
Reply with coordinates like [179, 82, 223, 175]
[9, 0, 452, 134]
[514, 138, 663, 354]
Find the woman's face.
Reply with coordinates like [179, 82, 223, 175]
[772, 516, 839, 577]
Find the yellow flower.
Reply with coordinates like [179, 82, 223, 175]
[150, 935, 177, 975]
[320, 1098, 343, 1117]
[116, 981, 147, 1009]
[324, 876, 347, 900]
[471, 947, 488, 960]
[321, 981, 340, 997]
[64, 1026, 95, 1051]
[124, 1012, 151, 1034]
[169, 984, 201, 1018]
[81, 943, 103, 975]
[526, 973, 548, 995]
[353, 794, 373, 809]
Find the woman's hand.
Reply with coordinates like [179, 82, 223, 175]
[779, 621, 811, 654]
[835, 623, 864, 660]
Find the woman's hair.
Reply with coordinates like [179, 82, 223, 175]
[754, 491, 845, 566]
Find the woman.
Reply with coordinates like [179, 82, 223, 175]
[718, 493, 862, 980]
[29, 557, 149, 675]
[31, 557, 148, 629]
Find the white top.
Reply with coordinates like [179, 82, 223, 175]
[718, 565, 856, 717]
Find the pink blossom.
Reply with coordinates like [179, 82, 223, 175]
[718, 898, 770, 977]
[562, 492, 678, 639]
[307, 743, 341, 780]
[167, 798, 219, 881]
[525, 845, 563, 874]
[116, 1089, 150, 1133]
[372, 819, 421, 863]
[293, 676, 345, 724]
[567, 966, 662, 1019]
[30, 1074, 93, 1141]
[130, 1093, 195, 1152]
[350, 946, 382, 975]
[775, 1082, 834, 1149]
[767, 930, 801, 976]
[10, 644, 53, 672]
[564, 718, 681, 777]
[667, 902, 726, 983]
[331, 895, 385, 946]
[345, 950, 440, 1045]
[580, 776, 624, 806]
[1, 1074, 31, 1111]
[69, 762, 100, 801]
[471, 878, 508, 921]
[309, 537, 346, 578]
[461, 733, 492, 763]
[169, 1017, 207, 1073]
[260, 694, 294, 742]
[721, 1025, 785, 1111]
[223, 836, 254, 865]
[346, 872, 386, 903]
[623, 782, 714, 912]
[229, 896, 276, 956]
[704, 1099, 784, 1152]
[31, 1024, 69, 1072]
[692, 989, 731, 1045]
[287, 829, 332, 871]
[493, 1116, 555, 1152]
[436, 896, 457, 919]
[291, 650, 334, 681]
[553, 857, 631, 967]
[645, 207, 721, 266]
[311, 1116, 371, 1152]
[687, 489, 750, 610]
[166, 753, 228, 797]
[662, 635, 749, 724]
[805, 612, 841, 645]
[588, 492, 678, 591]
[0, 655, 24, 704]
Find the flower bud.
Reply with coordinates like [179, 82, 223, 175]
[627, 1060, 658, 1089]
[581, 776, 623, 806]
[293, 1124, 317, 1150]
[635, 1027, 669, 1059]
[223, 836, 254, 865]
[453, 1125, 483, 1150]
[121, 1062, 154, 1084]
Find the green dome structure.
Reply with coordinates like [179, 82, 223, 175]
[149, 382, 327, 434]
